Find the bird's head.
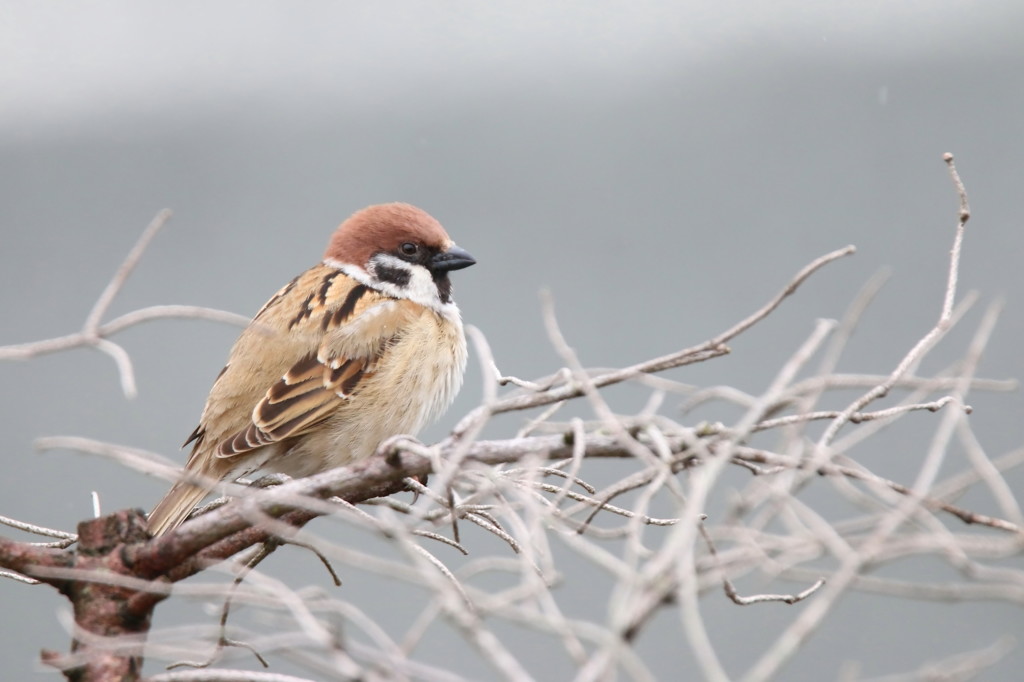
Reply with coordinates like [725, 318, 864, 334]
[324, 203, 475, 309]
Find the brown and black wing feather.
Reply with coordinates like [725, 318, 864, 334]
[215, 281, 407, 459]
[217, 349, 372, 457]
[148, 265, 409, 536]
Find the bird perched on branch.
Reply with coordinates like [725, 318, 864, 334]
[148, 203, 475, 536]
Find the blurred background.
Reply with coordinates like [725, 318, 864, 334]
[2, 1, 1023, 679]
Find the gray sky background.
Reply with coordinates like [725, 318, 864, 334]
[2, 2, 1023, 680]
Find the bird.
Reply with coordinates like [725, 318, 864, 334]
[147, 203, 475, 536]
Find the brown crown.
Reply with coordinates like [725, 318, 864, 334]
[324, 203, 453, 266]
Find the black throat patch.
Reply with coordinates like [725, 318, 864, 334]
[433, 273, 452, 304]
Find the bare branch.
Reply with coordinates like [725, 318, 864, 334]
[1, 159, 1019, 682]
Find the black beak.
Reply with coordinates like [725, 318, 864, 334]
[431, 245, 476, 272]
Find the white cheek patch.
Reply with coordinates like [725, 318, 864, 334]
[323, 257, 461, 319]
[377, 254, 440, 305]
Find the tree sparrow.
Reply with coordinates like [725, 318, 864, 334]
[148, 203, 475, 536]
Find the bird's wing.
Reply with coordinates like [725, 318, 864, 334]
[213, 270, 419, 458]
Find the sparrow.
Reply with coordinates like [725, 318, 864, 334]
[147, 203, 475, 536]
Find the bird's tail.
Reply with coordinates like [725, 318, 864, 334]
[147, 481, 211, 536]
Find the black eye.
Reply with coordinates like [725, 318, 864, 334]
[400, 242, 419, 257]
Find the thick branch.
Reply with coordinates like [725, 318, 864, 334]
[0, 535, 73, 587]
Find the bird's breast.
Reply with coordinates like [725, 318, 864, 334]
[283, 309, 467, 473]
